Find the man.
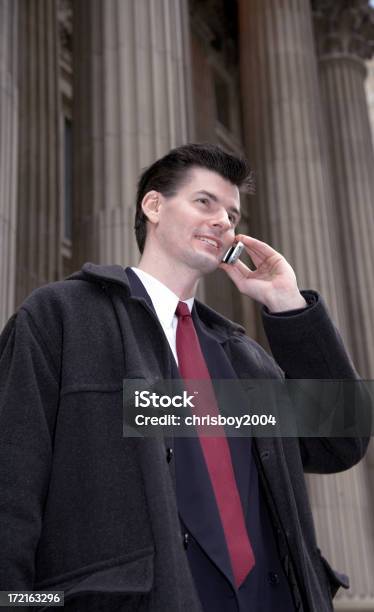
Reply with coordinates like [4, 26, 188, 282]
[0, 143, 369, 611]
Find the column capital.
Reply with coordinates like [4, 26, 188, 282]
[312, 0, 374, 61]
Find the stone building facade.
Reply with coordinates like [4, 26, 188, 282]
[0, 0, 373, 609]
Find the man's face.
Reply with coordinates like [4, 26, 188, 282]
[149, 167, 241, 274]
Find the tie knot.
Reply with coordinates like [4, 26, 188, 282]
[176, 301, 191, 319]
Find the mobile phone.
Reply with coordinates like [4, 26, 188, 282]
[222, 241, 244, 265]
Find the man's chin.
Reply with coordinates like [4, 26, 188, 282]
[189, 252, 221, 274]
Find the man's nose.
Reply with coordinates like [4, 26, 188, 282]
[209, 209, 231, 231]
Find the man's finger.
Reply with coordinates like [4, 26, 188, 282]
[236, 234, 280, 264]
[219, 259, 256, 281]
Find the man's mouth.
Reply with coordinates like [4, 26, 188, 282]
[195, 235, 222, 250]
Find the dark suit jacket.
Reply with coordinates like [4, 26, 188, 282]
[0, 263, 368, 611]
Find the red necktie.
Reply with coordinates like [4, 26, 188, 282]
[175, 301, 255, 587]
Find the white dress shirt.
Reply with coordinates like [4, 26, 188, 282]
[131, 267, 194, 365]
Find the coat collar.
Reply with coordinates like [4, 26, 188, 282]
[68, 262, 246, 342]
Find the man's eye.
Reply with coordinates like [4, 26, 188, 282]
[197, 198, 209, 205]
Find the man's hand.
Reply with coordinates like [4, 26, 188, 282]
[219, 234, 307, 313]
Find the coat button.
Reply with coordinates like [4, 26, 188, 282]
[183, 532, 189, 549]
[166, 448, 173, 463]
[268, 571, 280, 585]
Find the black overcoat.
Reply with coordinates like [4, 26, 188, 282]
[0, 263, 369, 611]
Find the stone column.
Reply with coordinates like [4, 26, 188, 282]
[313, 0, 374, 379]
[238, 0, 349, 339]
[0, 0, 18, 329]
[15, 0, 62, 305]
[312, 4, 374, 602]
[239, 0, 374, 603]
[72, 0, 194, 267]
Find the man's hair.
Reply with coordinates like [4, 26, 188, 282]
[134, 142, 255, 253]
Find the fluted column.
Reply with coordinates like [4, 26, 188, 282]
[238, 0, 349, 337]
[239, 0, 374, 604]
[72, 0, 194, 267]
[15, 0, 61, 305]
[313, 0, 374, 379]
[312, 5, 374, 603]
[0, 0, 18, 329]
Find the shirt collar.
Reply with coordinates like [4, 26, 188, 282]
[131, 267, 195, 328]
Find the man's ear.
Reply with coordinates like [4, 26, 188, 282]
[141, 190, 162, 225]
